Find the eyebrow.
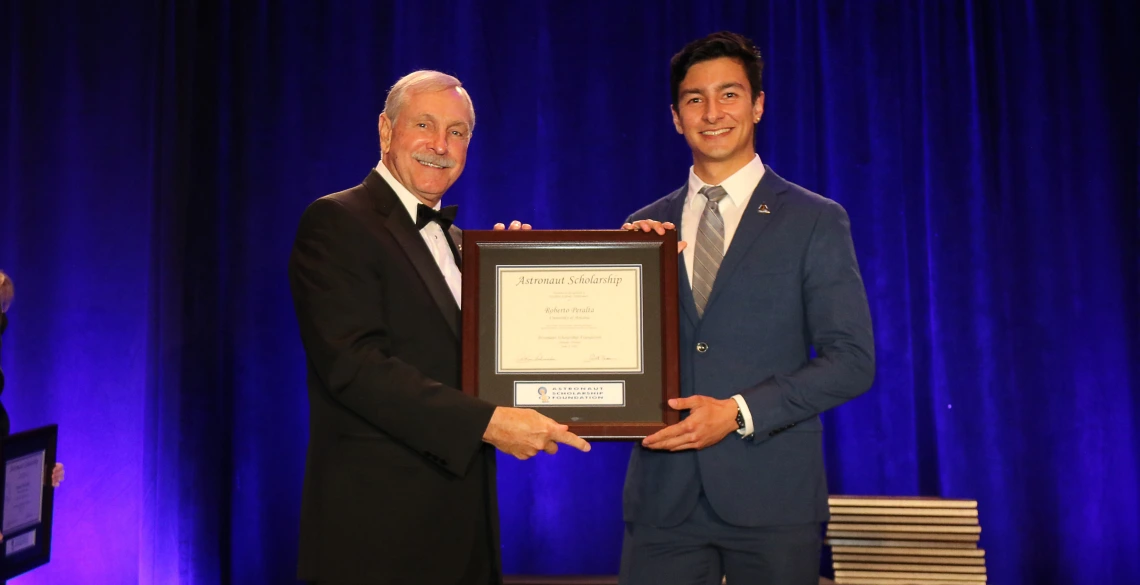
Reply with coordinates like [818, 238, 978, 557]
[680, 81, 747, 97]
[413, 113, 471, 130]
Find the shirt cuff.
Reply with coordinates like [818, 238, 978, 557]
[731, 394, 754, 437]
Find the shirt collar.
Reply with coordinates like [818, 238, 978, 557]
[686, 154, 766, 209]
[376, 160, 440, 223]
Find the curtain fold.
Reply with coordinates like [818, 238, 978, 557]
[2, 1, 1136, 583]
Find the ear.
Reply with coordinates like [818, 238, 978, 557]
[379, 113, 393, 155]
[671, 104, 683, 135]
[752, 91, 765, 124]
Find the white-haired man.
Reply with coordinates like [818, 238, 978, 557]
[0, 271, 65, 554]
[0, 270, 13, 439]
[289, 70, 590, 585]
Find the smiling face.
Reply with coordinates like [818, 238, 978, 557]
[671, 57, 765, 182]
[379, 87, 474, 206]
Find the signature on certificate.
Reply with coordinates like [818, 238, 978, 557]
[517, 354, 556, 363]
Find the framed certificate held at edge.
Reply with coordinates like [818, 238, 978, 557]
[461, 230, 680, 439]
[0, 424, 57, 580]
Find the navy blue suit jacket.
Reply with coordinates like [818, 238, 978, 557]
[623, 166, 875, 528]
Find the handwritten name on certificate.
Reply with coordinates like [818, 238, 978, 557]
[497, 265, 643, 373]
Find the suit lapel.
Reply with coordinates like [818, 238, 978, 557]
[662, 185, 699, 327]
[364, 171, 462, 339]
[704, 166, 789, 313]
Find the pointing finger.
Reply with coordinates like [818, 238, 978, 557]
[554, 430, 591, 453]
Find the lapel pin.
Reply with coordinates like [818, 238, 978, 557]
[758, 203, 771, 214]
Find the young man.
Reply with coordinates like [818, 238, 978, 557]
[289, 71, 590, 585]
[622, 32, 875, 584]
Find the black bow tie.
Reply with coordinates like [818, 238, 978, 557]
[416, 203, 458, 231]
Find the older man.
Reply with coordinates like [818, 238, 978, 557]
[289, 70, 590, 585]
[0, 271, 64, 543]
[0, 270, 12, 438]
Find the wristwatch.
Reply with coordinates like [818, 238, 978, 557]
[735, 407, 746, 431]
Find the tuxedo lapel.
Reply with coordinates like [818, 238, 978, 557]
[363, 171, 462, 339]
[448, 225, 463, 267]
[704, 166, 789, 313]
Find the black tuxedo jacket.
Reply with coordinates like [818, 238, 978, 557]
[289, 170, 499, 583]
[0, 313, 9, 436]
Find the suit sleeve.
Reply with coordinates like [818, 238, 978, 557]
[288, 198, 495, 477]
[625, 200, 663, 225]
[739, 201, 875, 443]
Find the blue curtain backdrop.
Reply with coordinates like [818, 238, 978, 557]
[2, 1, 1137, 583]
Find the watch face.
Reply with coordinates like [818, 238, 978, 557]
[736, 410, 745, 429]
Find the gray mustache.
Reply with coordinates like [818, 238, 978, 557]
[412, 152, 457, 169]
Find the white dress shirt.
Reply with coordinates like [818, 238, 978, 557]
[376, 162, 462, 306]
[680, 154, 766, 437]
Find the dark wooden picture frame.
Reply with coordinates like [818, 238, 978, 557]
[0, 424, 58, 580]
[461, 230, 680, 439]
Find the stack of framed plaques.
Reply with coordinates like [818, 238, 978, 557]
[461, 230, 680, 439]
[825, 495, 987, 584]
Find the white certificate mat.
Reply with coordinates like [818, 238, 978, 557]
[3, 450, 45, 534]
[497, 265, 643, 373]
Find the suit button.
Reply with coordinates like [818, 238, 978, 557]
[696, 342, 708, 353]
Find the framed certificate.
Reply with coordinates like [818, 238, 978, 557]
[0, 424, 57, 580]
[461, 230, 680, 439]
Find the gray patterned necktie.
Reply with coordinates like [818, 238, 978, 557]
[692, 185, 728, 317]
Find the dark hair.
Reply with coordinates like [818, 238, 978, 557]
[670, 31, 764, 109]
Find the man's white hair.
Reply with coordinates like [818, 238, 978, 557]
[383, 70, 475, 130]
[0, 270, 12, 313]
